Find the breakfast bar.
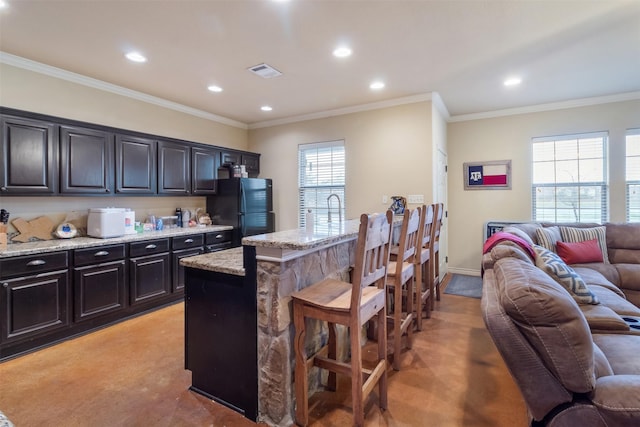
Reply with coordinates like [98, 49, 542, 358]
[181, 221, 361, 426]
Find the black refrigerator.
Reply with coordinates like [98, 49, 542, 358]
[207, 178, 275, 246]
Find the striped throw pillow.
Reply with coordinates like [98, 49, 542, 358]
[535, 226, 561, 252]
[559, 226, 609, 264]
[534, 245, 600, 305]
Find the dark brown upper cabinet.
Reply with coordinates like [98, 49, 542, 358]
[158, 140, 190, 195]
[0, 115, 58, 195]
[191, 146, 219, 195]
[241, 153, 260, 177]
[220, 150, 241, 166]
[115, 134, 157, 194]
[60, 125, 114, 194]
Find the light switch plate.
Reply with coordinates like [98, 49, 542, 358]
[407, 194, 424, 204]
[382, 195, 388, 204]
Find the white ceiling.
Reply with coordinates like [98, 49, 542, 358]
[1, 0, 639, 128]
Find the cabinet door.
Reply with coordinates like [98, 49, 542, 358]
[0, 115, 57, 195]
[191, 146, 219, 195]
[129, 253, 170, 305]
[241, 153, 260, 177]
[220, 150, 241, 166]
[172, 247, 203, 293]
[60, 125, 114, 194]
[158, 140, 190, 195]
[1, 270, 69, 344]
[115, 134, 157, 194]
[73, 260, 126, 322]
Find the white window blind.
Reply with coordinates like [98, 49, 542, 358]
[532, 132, 608, 223]
[626, 129, 640, 222]
[298, 140, 345, 231]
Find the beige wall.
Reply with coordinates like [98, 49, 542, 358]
[447, 99, 640, 275]
[0, 63, 248, 229]
[248, 101, 435, 231]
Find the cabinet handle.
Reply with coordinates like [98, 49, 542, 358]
[105, 188, 110, 193]
[3, 283, 7, 288]
[145, 244, 157, 249]
[215, 234, 223, 239]
[95, 251, 109, 257]
[184, 238, 194, 244]
[0, 186, 7, 192]
[26, 260, 46, 266]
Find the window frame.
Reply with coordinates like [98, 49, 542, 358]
[626, 129, 640, 223]
[298, 140, 346, 231]
[531, 131, 609, 223]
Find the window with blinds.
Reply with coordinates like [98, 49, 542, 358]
[626, 129, 640, 222]
[298, 140, 345, 231]
[532, 132, 608, 223]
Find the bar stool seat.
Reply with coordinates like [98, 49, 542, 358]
[292, 211, 393, 427]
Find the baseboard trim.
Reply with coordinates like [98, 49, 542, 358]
[447, 267, 481, 277]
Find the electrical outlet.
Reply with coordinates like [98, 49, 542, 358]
[382, 195, 388, 204]
[407, 194, 424, 204]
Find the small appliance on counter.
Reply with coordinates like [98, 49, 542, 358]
[87, 208, 126, 238]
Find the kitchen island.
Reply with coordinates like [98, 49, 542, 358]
[181, 221, 362, 426]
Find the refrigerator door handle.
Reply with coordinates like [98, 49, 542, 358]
[240, 181, 247, 214]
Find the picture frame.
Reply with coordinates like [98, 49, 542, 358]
[463, 160, 512, 190]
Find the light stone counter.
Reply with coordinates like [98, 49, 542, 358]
[179, 246, 245, 276]
[0, 225, 233, 258]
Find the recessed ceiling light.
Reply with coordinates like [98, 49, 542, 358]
[369, 81, 385, 90]
[333, 46, 352, 58]
[207, 85, 223, 93]
[125, 51, 147, 63]
[504, 77, 522, 87]
[261, 106, 273, 112]
[0, 1, 8, 9]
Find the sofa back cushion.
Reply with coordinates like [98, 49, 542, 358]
[495, 257, 596, 393]
[606, 223, 640, 264]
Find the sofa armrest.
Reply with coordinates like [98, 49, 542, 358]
[592, 375, 640, 424]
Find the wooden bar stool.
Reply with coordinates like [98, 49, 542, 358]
[291, 211, 393, 427]
[414, 204, 434, 330]
[430, 203, 444, 309]
[386, 208, 419, 370]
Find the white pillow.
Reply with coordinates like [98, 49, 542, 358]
[535, 226, 561, 252]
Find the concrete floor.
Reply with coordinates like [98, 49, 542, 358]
[0, 277, 528, 426]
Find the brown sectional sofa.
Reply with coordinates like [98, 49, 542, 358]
[482, 222, 640, 426]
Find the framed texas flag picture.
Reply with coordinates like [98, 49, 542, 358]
[464, 160, 512, 190]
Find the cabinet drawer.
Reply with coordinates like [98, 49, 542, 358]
[172, 234, 204, 250]
[129, 239, 170, 257]
[0, 252, 68, 279]
[74, 244, 126, 267]
[206, 230, 233, 245]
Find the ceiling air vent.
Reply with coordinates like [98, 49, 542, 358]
[248, 63, 282, 79]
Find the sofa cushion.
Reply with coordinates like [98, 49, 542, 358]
[588, 285, 640, 317]
[536, 226, 561, 252]
[495, 257, 596, 393]
[534, 245, 600, 305]
[559, 226, 610, 264]
[592, 342, 614, 378]
[579, 303, 631, 332]
[557, 239, 603, 264]
[573, 265, 622, 293]
[593, 334, 640, 375]
[615, 264, 640, 292]
[489, 242, 535, 265]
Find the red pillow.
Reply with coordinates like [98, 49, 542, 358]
[556, 239, 603, 264]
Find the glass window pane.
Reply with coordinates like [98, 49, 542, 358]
[533, 161, 555, 184]
[579, 158, 604, 182]
[555, 160, 579, 183]
[555, 139, 577, 160]
[533, 141, 555, 161]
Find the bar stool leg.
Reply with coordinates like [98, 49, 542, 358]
[327, 322, 337, 391]
[293, 302, 309, 427]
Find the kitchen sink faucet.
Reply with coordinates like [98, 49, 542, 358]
[327, 193, 342, 224]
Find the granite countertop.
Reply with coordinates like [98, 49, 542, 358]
[180, 246, 245, 276]
[241, 214, 404, 251]
[242, 219, 361, 250]
[0, 225, 233, 258]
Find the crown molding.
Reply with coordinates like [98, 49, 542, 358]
[449, 91, 640, 123]
[0, 52, 248, 130]
[248, 93, 435, 129]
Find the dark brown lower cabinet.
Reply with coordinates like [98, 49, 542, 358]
[172, 248, 204, 293]
[73, 261, 126, 322]
[129, 253, 171, 305]
[1, 270, 70, 344]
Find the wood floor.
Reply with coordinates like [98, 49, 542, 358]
[0, 275, 529, 426]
